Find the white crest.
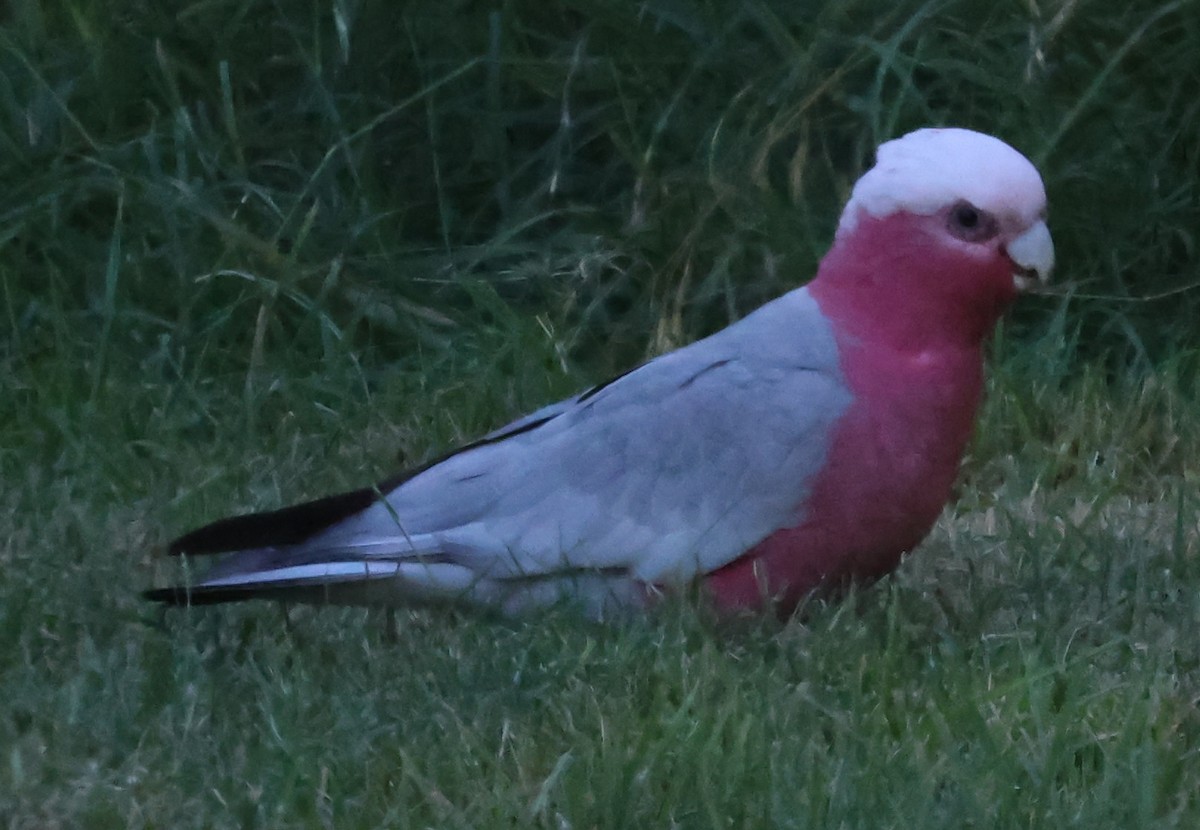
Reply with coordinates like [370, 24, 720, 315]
[836, 128, 1046, 238]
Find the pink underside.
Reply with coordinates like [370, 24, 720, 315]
[701, 344, 982, 613]
[698, 209, 1018, 613]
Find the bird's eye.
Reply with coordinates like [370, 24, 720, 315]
[947, 201, 998, 242]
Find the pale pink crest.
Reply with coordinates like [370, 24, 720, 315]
[836, 128, 1047, 239]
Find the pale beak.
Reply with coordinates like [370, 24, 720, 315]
[1007, 220, 1054, 291]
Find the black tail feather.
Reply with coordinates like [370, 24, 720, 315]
[144, 578, 399, 607]
[143, 584, 279, 606]
[169, 484, 385, 556]
[167, 409, 566, 556]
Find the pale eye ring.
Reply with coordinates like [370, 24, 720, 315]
[947, 200, 998, 242]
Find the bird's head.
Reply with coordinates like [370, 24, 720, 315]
[815, 128, 1054, 349]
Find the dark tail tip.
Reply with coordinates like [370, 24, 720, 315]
[168, 485, 384, 556]
[143, 584, 261, 606]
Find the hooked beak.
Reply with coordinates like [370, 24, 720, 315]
[1007, 220, 1054, 291]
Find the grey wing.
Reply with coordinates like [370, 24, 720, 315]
[315, 287, 852, 585]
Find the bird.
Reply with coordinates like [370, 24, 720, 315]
[146, 126, 1054, 619]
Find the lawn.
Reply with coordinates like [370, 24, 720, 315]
[1, 1, 1198, 827]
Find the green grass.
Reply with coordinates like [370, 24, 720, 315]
[2, 0, 1199, 826]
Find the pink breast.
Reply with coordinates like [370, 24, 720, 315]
[704, 340, 984, 614]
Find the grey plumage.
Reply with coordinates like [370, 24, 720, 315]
[153, 286, 852, 613]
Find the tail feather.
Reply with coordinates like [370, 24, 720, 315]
[167, 405, 569, 558]
[144, 555, 494, 608]
[144, 560, 644, 619]
[168, 485, 386, 556]
[143, 560, 404, 606]
[152, 492, 467, 608]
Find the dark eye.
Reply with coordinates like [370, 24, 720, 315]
[947, 201, 998, 242]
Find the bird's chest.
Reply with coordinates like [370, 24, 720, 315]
[828, 346, 983, 529]
[703, 345, 985, 611]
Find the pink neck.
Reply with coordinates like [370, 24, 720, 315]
[808, 212, 1018, 353]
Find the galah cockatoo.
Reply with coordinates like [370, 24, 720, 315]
[147, 127, 1054, 618]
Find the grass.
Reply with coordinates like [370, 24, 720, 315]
[1, 0, 1199, 826]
